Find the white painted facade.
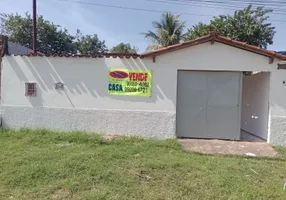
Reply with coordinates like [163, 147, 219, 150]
[269, 66, 286, 145]
[241, 72, 270, 140]
[1, 42, 286, 145]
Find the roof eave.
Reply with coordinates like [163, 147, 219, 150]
[140, 34, 286, 62]
[140, 35, 213, 58]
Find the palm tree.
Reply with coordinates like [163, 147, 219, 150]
[143, 12, 186, 50]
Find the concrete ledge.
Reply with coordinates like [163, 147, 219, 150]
[269, 116, 286, 146]
[1, 106, 176, 139]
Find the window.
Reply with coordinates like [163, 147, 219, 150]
[25, 83, 36, 96]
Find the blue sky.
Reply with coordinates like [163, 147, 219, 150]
[0, 0, 285, 52]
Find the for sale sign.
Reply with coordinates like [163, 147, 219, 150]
[108, 68, 152, 97]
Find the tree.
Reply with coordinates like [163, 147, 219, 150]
[185, 5, 275, 48]
[110, 43, 138, 54]
[184, 22, 213, 41]
[0, 13, 108, 54]
[143, 12, 186, 50]
[74, 29, 108, 54]
[0, 13, 76, 54]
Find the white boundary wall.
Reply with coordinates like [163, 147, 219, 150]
[1, 42, 286, 145]
[269, 64, 286, 145]
[241, 72, 270, 140]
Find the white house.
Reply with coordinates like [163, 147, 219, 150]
[1, 32, 286, 145]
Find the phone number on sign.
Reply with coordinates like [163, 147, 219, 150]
[126, 81, 149, 87]
[125, 87, 148, 93]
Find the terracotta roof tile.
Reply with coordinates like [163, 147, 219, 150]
[5, 33, 286, 61]
[23, 52, 141, 59]
[141, 32, 286, 61]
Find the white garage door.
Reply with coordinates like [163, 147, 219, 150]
[176, 71, 242, 140]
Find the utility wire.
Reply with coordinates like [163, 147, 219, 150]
[146, 0, 286, 15]
[186, 0, 286, 4]
[158, 0, 286, 13]
[56, 0, 286, 22]
[56, 0, 213, 16]
[147, 0, 286, 11]
[153, 0, 286, 8]
[165, 0, 286, 6]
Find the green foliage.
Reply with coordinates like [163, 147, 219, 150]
[274, 146, 286, 159]
[0, 13, 108, 54]
[184, 22, 214, 41]
[0, 13, 34, 49]
[0, 129, 286, 199]
[185, 5, 275, 48]
[110, 43, 138, 54]
[74, 29, 108, 54]
[0, 13, 75, 54]
[143, 12, 186, 50]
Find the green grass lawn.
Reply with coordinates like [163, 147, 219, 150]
[0, 129, 286, 200]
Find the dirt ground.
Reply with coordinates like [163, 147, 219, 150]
[179, 139, 278, 157]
